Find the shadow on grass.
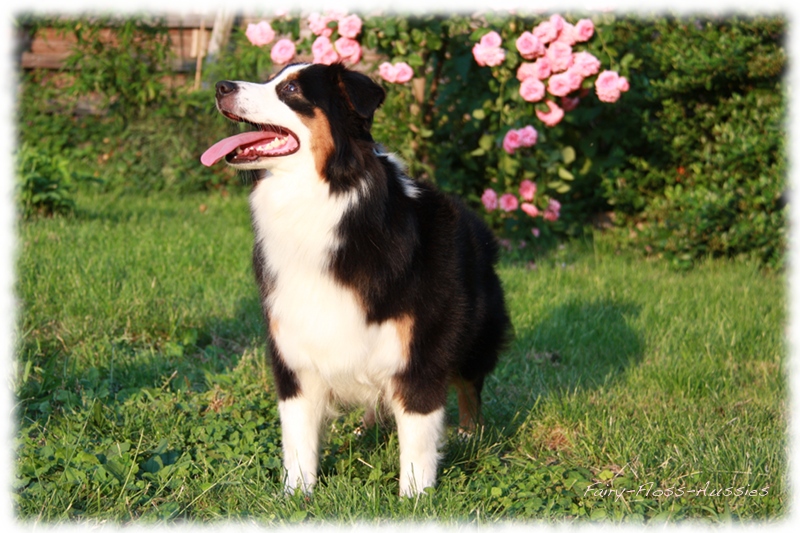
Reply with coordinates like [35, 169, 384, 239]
[200, 294, 646, 471]
[13, 292, 267, 423]
[440, 297, 644, 476]
[482, 297, 644, 436]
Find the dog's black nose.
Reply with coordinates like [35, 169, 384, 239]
[215, 81, 238, 98]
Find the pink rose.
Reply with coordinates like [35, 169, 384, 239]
[518, 125, 538, 147]
[521, 202, 540, 217]
[618, 76, 630, 92]
[543, 198, 561, 221]
[503, 129, 522, 155]
[395, 62, 414, 83]
[379, 62, 412, 84]
[595, 70, 620, 91]
[595, 70, 622, 103]
[536, 100, 565, 127]
[566, 67, 585, 91]
[533, 20, 558, 44]
[549, 14, 566, 33]
[270, 38, 296, 64]
[379, 62, 398, 83]
[555, 22, 577, 46]
[472, 44, 505, 67]
[482, 189, 498, 211]
[245, 21, 275, 47]
[379, 62, 413, 83]
[517, 62, 538, 81]
[520, 77, 546, 102]
[561, 96, 581, 111]
[312, 36, 339, 65]
[499, 193, 519, 212]
[335, 37, 362, 64]
[575, 19, 595, 42]
[547, 71, 573, 97]
[308, 13, 334, 37]
[338, 14, 363, 39]
[519, 179, 537, 201]
[532, 57, 552, 79]
[516, 31, 545, 60]
[572, 51, 601, 77]
[532, 227, 541, 238]
[479, 31, 502, 48]
[546, 41, 573, 73]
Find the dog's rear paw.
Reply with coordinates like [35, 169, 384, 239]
[457, 427, 473, 440]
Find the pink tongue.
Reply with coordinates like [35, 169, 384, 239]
[200, 131, 281, 167]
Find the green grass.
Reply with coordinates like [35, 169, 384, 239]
[13, 190, 787, 525]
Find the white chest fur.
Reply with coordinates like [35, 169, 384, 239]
[249, 172, 407, 407]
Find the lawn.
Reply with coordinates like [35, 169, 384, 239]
[12, 189, 787, 524]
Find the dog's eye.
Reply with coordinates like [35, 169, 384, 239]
[281, 81, 299, 95]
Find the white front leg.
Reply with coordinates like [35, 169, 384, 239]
[392, 404, 445, 497]
[278, 390, 327, 494]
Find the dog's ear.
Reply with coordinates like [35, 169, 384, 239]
[338, 67, 386, 121]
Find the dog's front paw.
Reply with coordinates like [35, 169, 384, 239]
[283, 468, 316, 496]
[399, 478, 435, 498]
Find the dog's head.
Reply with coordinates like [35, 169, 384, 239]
[201, 63, 386, 189]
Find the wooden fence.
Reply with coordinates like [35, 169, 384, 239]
[17, 13, 235, 80]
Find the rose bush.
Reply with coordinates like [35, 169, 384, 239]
[21, 12, 784, 267]
[207, 11, 634, 246]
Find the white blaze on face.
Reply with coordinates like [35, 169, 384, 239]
[201, 64, 326, 174]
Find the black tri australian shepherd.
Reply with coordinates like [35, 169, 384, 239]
[201, 63, 510, 497]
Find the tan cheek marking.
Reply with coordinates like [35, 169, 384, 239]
[300, 110, 335, 178]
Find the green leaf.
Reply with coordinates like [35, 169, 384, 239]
[579, 158, 593, 175]
[562, 146, 576, 165]
[365, 32, 378, 50]
[104, 459, 127, 482]
[472, 108, 486, 120]
[426, 32, 443, 50]
[598, 469, 615, 481]
[142, 455, 164, 474]
[478, 134, 494, 151]
[621, 52, 635, 68]
[502, 156, 521, 176]
[407, 53, 424, 68]
[558, 167, 575, 181]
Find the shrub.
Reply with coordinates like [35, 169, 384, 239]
[15, 142, 81, 218]
[17, 16, 236, 195]
[16, 13, 786, 267]
[61, 16, 175, 123]
[599, 16, 786, 268]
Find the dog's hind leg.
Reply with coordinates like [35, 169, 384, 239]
[453, 375, 485, 435]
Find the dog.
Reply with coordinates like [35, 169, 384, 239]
[201, 63, 510, 497]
